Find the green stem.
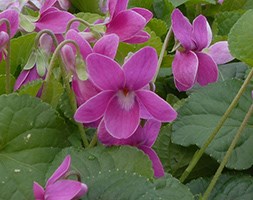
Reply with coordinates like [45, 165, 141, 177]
[0, 19, 11, 94]
[179, 67, 253, 183]
[88, 133, 98, 148]
[153, 26, 172, 82]
[65, 18, 93, 33]
[34, 29, 59, 49]
[202, 103, 253, 200]
[41, 39, 89, 147]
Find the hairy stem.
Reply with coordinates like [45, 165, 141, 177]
[179, 67, 253, 183]
[202, 103, 253, 200]
[35, 29, 59, 49]
[65, 18, 93, 33]
[153, 26, 172, 82]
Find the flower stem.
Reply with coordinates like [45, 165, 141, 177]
[41, 40, 89, 148]
[202, 103, 253, 200]
[0, 19, 11, 94]
[34, 29, 59, 49]
[65, 18, 93, 33]
[179, 67, 253, 183]
[153, 26, 172, 82]
[88, 133, 98, 148]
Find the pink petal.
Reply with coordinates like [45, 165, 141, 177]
[208, 41, 234, 64]
[66, 29, 92, 60]
[172, 51, 198, 90]
[109, 0, 128, 19]
[46, 155, 71, 187]
[104, 95, 140, 139]
[93, 34, 119, 59]
[72, 77, 100, 106]
[138, 146, 165, 178]
[0, 31, 9, 47]
[123, 47, 158, 90]
[86, 53, 125, 90]
[142, 119, 161, 147]
[171, 9, 195, 50]
[130, 8, 153, 23]
[106, 10, 146, 41]
[39, 33, 53, 54]
[40, 0, 56, 13]
[196, 52, 218, 86]
[45, 180, 87, 200]
[74, 91, 115, 123]
[33, 182, 45, 200]
[192, 15, 212, 51]
[174, 79, 193, 91]
[136, 90, 177, 122]
[0, 9, 19, 38]
[36, 8, 75, 34]
[123, 30, 150, 44]
[61, 45, 75, 73]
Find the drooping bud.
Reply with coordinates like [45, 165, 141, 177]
[0, 31, 9, 48]
[39, 33, 53, 55]
[61, 44, 76, 73]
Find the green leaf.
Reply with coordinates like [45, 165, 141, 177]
[213, 10, 244, 36]
[128, 0, 153, 9]
[147, 18, 168, 38]
[218, 62, 249, 81]
[75, 12, 104, 31]
[228, 9, 253, 67]
[70, 0, 102, 14]
[41, 78, 64, 108]
[187, 174, 253, 200]
[0, 33, 36, 75]
[169, 0, 188, 7]
[0, 74, 16, 95]
[172, 80, 253, 170]
[0, 94, 70, 199]
[153, 0, 174, 26]
[220, 0, 253, 11]
[18, 79, 43, 97]
[49, 147, 194, 200]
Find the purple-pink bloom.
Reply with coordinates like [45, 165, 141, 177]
[103, 0, 153, 43]
[0, 9, 19, 61]
[98, 119, 164, 178]
[171, 9, 233, 91]
[33, 155, 88, 200]
[74, 47, 177, 139]
[218, 0, 224, 4]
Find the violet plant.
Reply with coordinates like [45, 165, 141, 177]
[0, 0, 253, 200]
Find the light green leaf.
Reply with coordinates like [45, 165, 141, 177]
[75, 12, 104, 31]
[218, 62, 249, 81]
[70, 0, 102, 14]
[220, 0, 253, 11]
[0, 94, 70, 200]
[0, 74, 16, 94]
[18, 79, 43, 97]
[0, 33, 36, 75]
[187, 174, 253, 200]
[172, 80, 253, 170]
[228, 9, 253, 67]
[147, 18, 168, 38]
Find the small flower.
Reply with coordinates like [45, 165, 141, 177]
[98, 119, 164, 178]
[74, 47, 177, 139]
[171, 9, 233, 91]
[218, 0, 224, 4]
[33, 155, 88, 200]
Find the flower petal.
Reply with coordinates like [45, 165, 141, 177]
[123, 30, 150, 44]
[36, 8, 75, 34]
[109, 0, 128, 19]
[138, 146, 165, 178]
[66, 29, 93, 60]
[142, 119, 161, 147]
[104, 95, 140, 139]
[174, 79, 193, 91]
[46, 155, 71, 187]
[136, 90, 177, 122]
[93, 34, 119, 59]
[171, 9, 194, 50]
[40, 0, 56, 13]
[192, 15, 212, 51]
[130, 8, 153, 23]
[33, 182, 45, 200]
[74, 91, 115, 123]
[0, 31, 9, 47]
[45, 180, 88, 200]
[172, 51, 198, 90]
[196, 52, 218, 86]
[123, 47, 158, 90]
[106, 10, 146, 41]
[86, 53, 125, 90]
[207, 41, 234, 64]
[0, 9, 19, 37]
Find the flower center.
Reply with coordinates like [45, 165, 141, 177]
[117, 89, 135, 111]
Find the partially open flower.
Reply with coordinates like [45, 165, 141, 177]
[33, 155, 88, 200]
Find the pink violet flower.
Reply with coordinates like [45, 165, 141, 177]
[74, 47, 177, 139]
[100, 0, 153, 43]
[218, 0, 224, 4]
[0, 9, 19, 61]
[33, 155, 88, 200]
[171, 9, 233, 91]
[98, 119, 164, 178]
